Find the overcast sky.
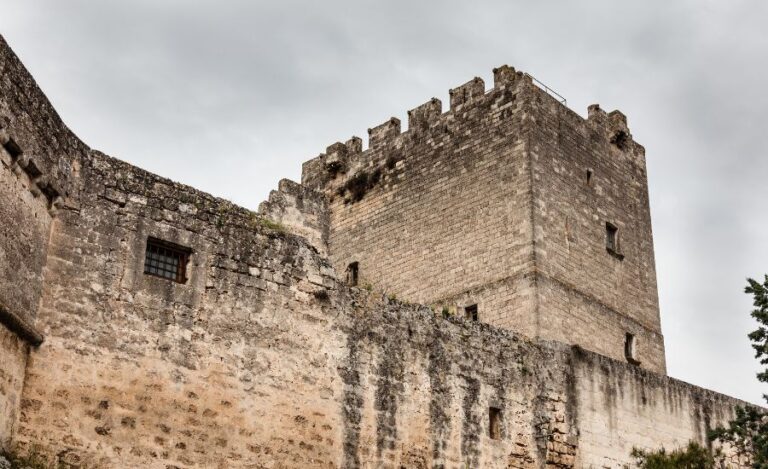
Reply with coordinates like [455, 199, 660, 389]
[2, 1, 767, 404]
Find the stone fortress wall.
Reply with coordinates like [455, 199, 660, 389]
[0, 33, 753, 468]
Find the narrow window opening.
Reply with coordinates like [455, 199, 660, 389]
[586, 169, 593, 185]
[144, 237, 191, 284]
[465, 304, 478, 322]
[489, 407, 502, 440]
[606, 223, 618, 251]
[3, 138, 22, 160]
[625, 332, 641, 366]
[346, 262, 359, 287]
[605, 222, 623, 259]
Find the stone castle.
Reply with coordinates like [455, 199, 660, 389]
[0, 34, 750, 467]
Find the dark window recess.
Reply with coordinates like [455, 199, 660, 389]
[3, 138, 23, 160]
[611, 130, 630, 150]
[144, 238, 191, 283]
[489, 407, 502, 440]
[625, 332, 641, 366]
[346, 262, 359, 287]
[586, 169, 593, 185]
[605, 222, 623, 259]
[465, 304, 478, 322]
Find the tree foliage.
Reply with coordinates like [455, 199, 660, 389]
[631, 442, 715, 468]
[746, 276, 768, 387]
[706, 275, 768, 468]
[631, 276, 768, 467]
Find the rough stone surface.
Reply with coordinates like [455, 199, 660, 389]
[0, 34, 754, 468]
[301, 68, 664, 374]
[0, 326, 27, 449]
[258, 178, 330, 254]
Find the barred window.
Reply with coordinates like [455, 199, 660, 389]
[144, 237, 191, 283]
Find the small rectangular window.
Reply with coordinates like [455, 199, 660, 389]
[465, 304, 478, 322]
[346, 262, 359, 287]
[606, 222, 618, 251]
[489, 407, 502, 440]
[605, 222, 623, 259]
[625, 332, 640, 366]
[144, 238, 191, 283]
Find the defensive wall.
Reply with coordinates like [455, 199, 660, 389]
[0, 33, 752, 468]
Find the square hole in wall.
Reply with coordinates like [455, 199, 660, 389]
[144, 237, 192, 284]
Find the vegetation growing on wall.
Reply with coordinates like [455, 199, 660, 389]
[337, 167, 383, 203]
[630, 442, 715, 468]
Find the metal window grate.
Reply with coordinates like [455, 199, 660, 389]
[144, 238, 191, 283]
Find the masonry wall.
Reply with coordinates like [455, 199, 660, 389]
[0, 153, 44, 449]
[12, 151, 347, 468]
[0, 33, 84, 449]
[301, 67, 666, 374]
[0, 33, 754, 468]
[12, 150, 747, 468]
[572, 348, 744, 467]
[0, 146, 747, 469]
[258, 178, 329, 255]
[0, 325, 27, 450]
[528, 89, 665, 373]
[8, 147, 577, 468]
[0, 31, 81, 330]
[302, 68, 538, 333]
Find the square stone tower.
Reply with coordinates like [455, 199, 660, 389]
[302, 66, 664, 374]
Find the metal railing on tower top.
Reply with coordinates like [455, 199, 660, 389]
[524, 73, 567, 105]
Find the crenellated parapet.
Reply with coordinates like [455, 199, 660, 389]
[299, 63, 640, 205]
[587, 103, 646, 166]
[407, 97, 441, 132]
[368, 117, 401, 150]
[449, 76, 485, 109]
[300, 65, 527, 195]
